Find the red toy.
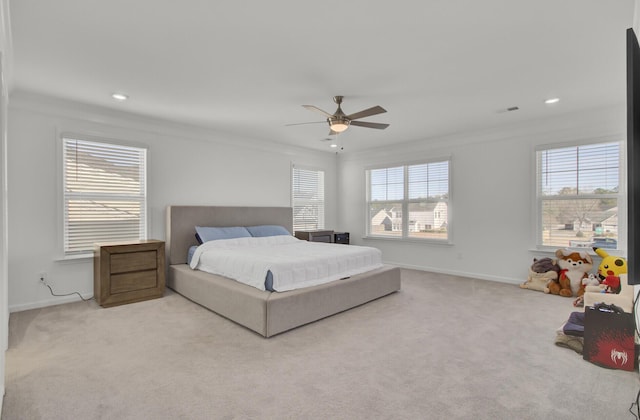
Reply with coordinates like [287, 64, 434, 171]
[600, 274, 621, 294]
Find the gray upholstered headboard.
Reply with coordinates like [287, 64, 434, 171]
[165, 206, 294, 265]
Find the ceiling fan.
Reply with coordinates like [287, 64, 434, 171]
[288, 96, 389, 135]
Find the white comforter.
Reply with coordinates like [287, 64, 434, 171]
[189, 235, 383, 292]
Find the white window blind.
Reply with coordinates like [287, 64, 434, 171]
[367, 160, 450, 241]
[63, 137, 147, 255]
[292, 166, 325, 232]
[537, 141, 621, 249]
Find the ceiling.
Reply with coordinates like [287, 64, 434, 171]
[7, 0, 636, 153]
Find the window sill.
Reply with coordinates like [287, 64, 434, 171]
[528, 246, 626, 258]
[55, 253, 93, 263]
[362, 235, 453, 246]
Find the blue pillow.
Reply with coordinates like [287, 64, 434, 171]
[195, 226, 251, 243]
[187, 245, 198, 264]
[246, 225, 291, 237]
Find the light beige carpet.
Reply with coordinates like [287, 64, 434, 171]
[3, 269, 639, 419]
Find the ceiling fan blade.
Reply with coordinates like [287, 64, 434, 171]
[350, 120, 389, 130]
[285, 121, 325, 127]
[302, 105, 333, 118]
[346, 105, 386, 120]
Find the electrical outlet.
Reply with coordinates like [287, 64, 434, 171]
[38, 272, 46, 284]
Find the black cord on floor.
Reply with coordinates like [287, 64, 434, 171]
[45, 283, 93, 302]
[630, 387, 640, 419]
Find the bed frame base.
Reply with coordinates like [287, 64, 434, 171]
[169, 264, 401, 337]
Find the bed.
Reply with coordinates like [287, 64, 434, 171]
[166, 205, 401, 337]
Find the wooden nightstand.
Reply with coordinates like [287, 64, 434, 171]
[294, 230, 334, 243]
[94, 240, 165, 307]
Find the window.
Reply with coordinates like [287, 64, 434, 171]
[536, 141, 621, 249]
[62, 137, 147, 255]
[292, 166, 325, 232]
[367, 159, 450, 241]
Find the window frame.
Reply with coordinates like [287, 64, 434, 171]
[59, 133, 148, 258]
[365, 157, 452, 243]
[291, 164, 326, 233]
[534, 138, 625, 251]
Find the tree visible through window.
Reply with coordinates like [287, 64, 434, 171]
[63, 137, 147, 255]
[292, 166, 325, 232]
[537, 141, 621, 249]
[367, 160, 450, 241]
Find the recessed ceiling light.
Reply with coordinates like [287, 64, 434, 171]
[112, 93, 128, 101]
[544, 98, 560, 104]
[330, 144, 338, 148]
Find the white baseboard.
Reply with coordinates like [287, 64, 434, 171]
[9, 266, 521, 312]
[9, 293, 93, 313]
[384, 261, 522, 285]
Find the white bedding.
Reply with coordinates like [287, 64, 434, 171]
[189, 235, 383, 291]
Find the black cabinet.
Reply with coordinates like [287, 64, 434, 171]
[334, 232, 350, 245]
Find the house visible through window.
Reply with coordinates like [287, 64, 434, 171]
[367, 159, 450, 241]
[63, 137, 147, 255]
[292, 166, 325, 232]
[536, 141, 621, 249]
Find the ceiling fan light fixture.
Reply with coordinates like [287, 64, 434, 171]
[328, 117, 350, 133]
[111, 92, 128, 101]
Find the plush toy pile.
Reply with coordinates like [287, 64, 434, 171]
[549, 246, 629, 356]
[523, 246, 628, 302]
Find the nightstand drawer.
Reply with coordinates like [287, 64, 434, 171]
[110, 251, 157, 274]
[111, 270, 158, 294]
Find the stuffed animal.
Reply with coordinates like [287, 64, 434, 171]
[581, 273, 600, 287]
[547, 248, 593, 297]
[600, 275, 621, 294]
[521, 257, 559, 292]
[591, 247, 627, 294]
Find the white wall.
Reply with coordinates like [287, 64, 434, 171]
[0, 0, 10, 411]
[7, 91, 337, 311]
[635, 0, 640, 37]
[337, 105, 626, 283]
